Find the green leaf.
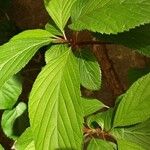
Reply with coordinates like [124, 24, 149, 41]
[45, 23, 63, 36]
[77, 49, 101, 90]
[128, 68, 150, 85]
[0, 75, 22, 109]
[87, 108, 113, 131]
[29, 45, 83, 149]
[70, 0, 150, 34]
[117, 139, 145, 150]
[44, 0, 77, 32]
[111, 119, 150, 150]
[95, 24, 150, 56]
[0, 29, 54, 88]
[0, 144, 4, 150]
[113, 73, 150, 127]
[81, 97, 107, 116]
[87, 138, 114, 150]
[1, 102, 27, 139]
[45, 44, 68, 64]
[14, 128, 35, 150]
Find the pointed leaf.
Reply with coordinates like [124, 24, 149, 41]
[14, 128, 35, 150]
[111, 119, 150, 150]
[0, 29, 54, 88]
[29, 45, 83, 149]
[77, 49, 101, 90]
[95, 24, 150, 56]
[87, 138, 114, 150]
[45, 23, 63, 36]
[117, 139, 145, 150]
[0, 75, 22, 109]
[87, 108, 113, 131]
[44, 0, 77, 32]
[70, 0, 150, 34]
[1, 102, 27, 139]
[81, 97, 106, 116]
[113, 73, 150, 127]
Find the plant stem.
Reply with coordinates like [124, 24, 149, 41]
[93, 44, 125, 105]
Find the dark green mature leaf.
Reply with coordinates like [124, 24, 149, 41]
[128, 68, 150, 85]
[77, 49, 101, 90]
[0, 0, 11, 9]
[0, 75, 22, 109]
[87, 108, 113, 131]
[70, 0, 150, 34]
[87, 138, 114, 150]
[1, 102, 26, 139]
[81, 97, 107, 116]
[29, 45, 83, 149]
[95, 24, 150, 56]
[44, 0, 77, 33]
[117, 139, 145, 150]
[0, 29, 54, 88]
[113, 73, 150, 127]
[14, 128, 35, 150]
[111, 119, 150, 150]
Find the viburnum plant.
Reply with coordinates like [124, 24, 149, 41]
[0, 0, 150, 149]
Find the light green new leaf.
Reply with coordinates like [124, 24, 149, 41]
[81, 97, 107, 116]
[29, 45, 83, 149]
[0, 29, 54, 88]
[70, 0, 150, 34]
[77, 49, 101, 90]
[111, 119, 150, 150]
[95, 24, 150, 56]
[117, 139, 145, 150]
[45, 44, 68, 64]
[45, 23, 63, 36]
[0, 75, 22, 109]
[44, 0, 77, 32]
[87, 138, 114, 150]
[14, 128, 35, 150]
[87, 108, 113, 131]
[0, 144, 4, 150]
[113, 73, 150, 127]
[1, 102, 26, 139]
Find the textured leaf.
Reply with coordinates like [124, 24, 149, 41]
[113, 73, 150, 127]
[77, 49, 101, 90]
[70, 0, 150, 34]
[87, 108, 113, 131]
[117, 139, 145, 150]
[0, 29, 54, 88]
[45, 44, 68, 64]
[95, 24, 150, 56]
[45, 23, 63, 36]
[29, 45, 83, 149]
[14, 128, 35, 150]
[1, 102, 26, 139]
[44, 0, 77, 32]
[87, 138, 114, 150]
[111, 119, 150, 150]
[81, 97, 106, 116]
[0, 75, 22, 109]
